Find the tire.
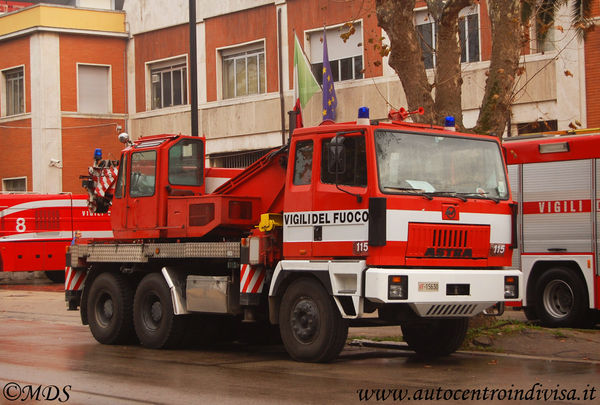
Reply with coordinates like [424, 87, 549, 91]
[279, 278, 348, 363]
[534, 267, 589, 328]
[401, 318, 469, 357]
[45, 270, 65, 284]
[523, 306, 538, 321]
[87, 272, 135, 345]
[133, 273, 186, 349]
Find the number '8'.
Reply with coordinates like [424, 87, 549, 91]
[16, 218, 26, 233]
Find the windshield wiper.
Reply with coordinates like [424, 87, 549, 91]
[424, 191, 467, 202]
[383, 187, 433, 200]
[458, 192, 500, 203]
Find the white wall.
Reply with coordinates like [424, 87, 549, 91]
[78, 0, 113, 10]
[123, 0, 275, 35]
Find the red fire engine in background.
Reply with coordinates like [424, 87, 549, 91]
[0, 193, 112, 282]
[66, 107, 521, 362]
[505, 130, 600, 327]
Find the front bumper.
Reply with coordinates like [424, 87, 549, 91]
[365, 268, 522, 317]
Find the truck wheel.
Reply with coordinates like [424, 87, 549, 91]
[523, 306, 538, 321]
[87, 272, 135, 345]
[279, 278, 348, 363]
[534, 267, 589, 328]
[401, 318, 469, 357]
[134, 273, 186, 349]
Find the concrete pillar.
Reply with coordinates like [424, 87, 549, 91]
[29, 32, 62, 193]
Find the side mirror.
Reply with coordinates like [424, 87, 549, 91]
[118, 132, 133, 146]
[328, 135, 346, 174]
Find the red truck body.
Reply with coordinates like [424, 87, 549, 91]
[0, 193, 111, 281]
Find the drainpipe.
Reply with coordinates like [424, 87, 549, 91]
[189, 0, 199, 137]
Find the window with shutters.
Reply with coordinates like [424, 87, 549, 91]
[78, 64, 111, 114]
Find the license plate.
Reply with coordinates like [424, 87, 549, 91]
[418, 282, 439, 292]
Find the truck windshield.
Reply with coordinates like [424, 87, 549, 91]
[375, 130, 509, 200]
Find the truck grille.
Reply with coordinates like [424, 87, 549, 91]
[426, 304, 478, 316]
[406, 223, 490, 259]
[411, 302, 492, 317]
[432, 228, 468, 248]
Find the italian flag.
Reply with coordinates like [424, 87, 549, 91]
[293, 33, 320, 128]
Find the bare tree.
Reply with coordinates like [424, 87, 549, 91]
[375, 0, 593, 137]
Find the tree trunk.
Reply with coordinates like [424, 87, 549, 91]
[434, 0, 474, 129]
[474, 0, 522, 138]
[376, 0, 434, 122]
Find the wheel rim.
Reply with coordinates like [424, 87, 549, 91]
[290, 298, 319, 343]
[142, 293, 163, 331]
[543, 279, 574, 319]
[95, 291, 114, 327]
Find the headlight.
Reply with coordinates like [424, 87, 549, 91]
[504, 276, 519, 299]
[388, 275, 408, 300]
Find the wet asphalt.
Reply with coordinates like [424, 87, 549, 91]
[0, 284, 598, 404]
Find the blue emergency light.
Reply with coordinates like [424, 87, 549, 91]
[357, 107, 370, 125]
[94, 148, 102, 160]
[358, 106, 370, 119]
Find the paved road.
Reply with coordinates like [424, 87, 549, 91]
[0, 287, 598, 404]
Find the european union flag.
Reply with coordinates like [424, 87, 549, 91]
[322, 30, 337, 121]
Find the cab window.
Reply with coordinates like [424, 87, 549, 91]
[130, 150, 156, 197]
[168, 138, 204, 186]
[321, 135, 367, 187]
[115, 154, 127, 199]
[293, 140, 313, 185]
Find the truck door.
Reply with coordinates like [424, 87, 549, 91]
[283, 139, 315, 258]
[111, 152, 128, 232]
[312, 133, 369, 258]
[127, 149, 158, 231]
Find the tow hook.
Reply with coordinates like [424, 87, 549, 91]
[483, 302, 505, 316]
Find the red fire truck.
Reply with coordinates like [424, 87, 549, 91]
[505, 131, 600, 327]
[0, 193, 112, 282]
[66, 108, 521, 362]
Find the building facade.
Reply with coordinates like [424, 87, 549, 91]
[125, 0, 595, 169]
[1, 0, 599, 192]
[0, 2, 126, 192]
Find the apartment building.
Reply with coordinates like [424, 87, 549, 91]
[0, 1, 126, 192]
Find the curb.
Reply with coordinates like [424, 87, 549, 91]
[348, 339, 600, 365]
[0, 271, 47, 282]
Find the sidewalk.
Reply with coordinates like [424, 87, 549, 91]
[348, 309, 600, 363]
